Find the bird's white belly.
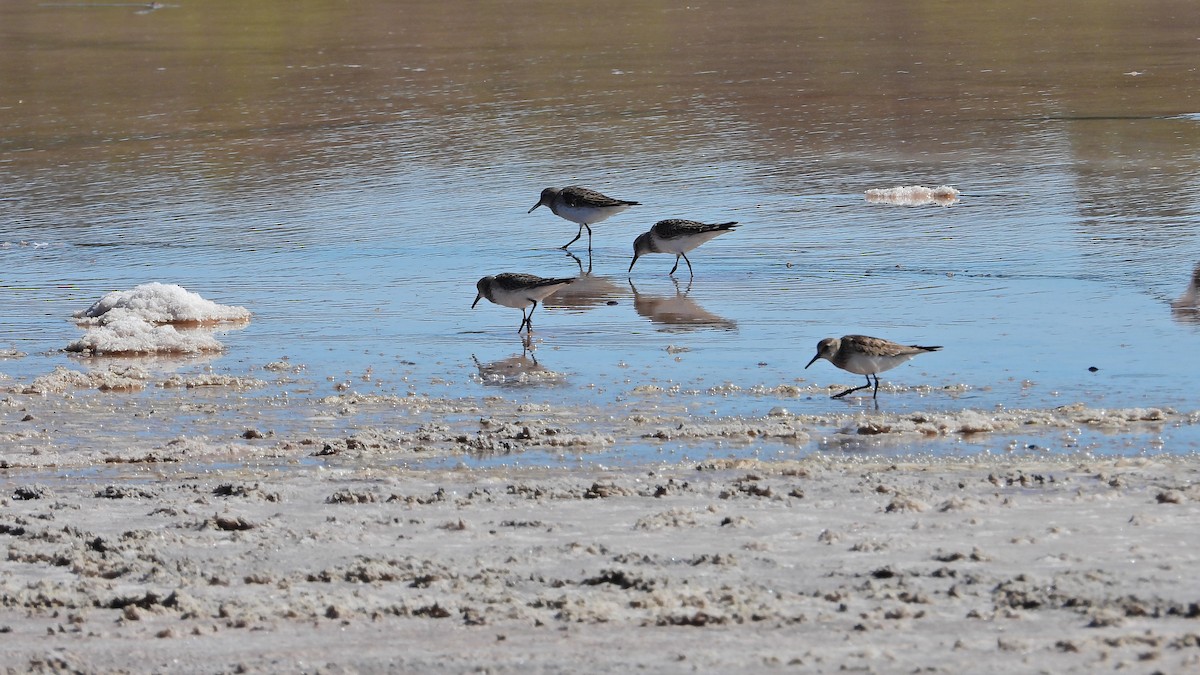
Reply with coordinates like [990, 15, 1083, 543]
[490, 282, 570, 309]
[840, 353, 914, 375]
[553, 203, 628, 225]
[652, 230, 724, 254]
[489, 287, 536, 309]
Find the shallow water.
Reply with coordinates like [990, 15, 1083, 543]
[3, 0, 1200, 462]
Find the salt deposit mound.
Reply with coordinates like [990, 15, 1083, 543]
[865, 185, 959, 206]
[68, 283, 250, 356]
[65, 315, 227, 356]
[73, 282, 251, 326]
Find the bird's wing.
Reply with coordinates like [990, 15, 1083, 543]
[842, 335, 919, 358]
[653, 219, 738, 239]
[529, 276, 576, 289]
[562, 186, 636, 208]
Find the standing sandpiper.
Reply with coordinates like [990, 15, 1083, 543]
[628, 219, 739, 277]
[473, 273, 576, 333]
[805, 334, 942, 399]
[528, 186, 640, 251]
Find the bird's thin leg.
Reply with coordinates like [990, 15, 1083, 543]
[669, 255, 681, 275]
[561, 225, 584, 250]
[585, 224, 593, 253]
[518, 303, 537, 333]
[526, 300, 539, 331]
[682, 253, 694, 278]
[871, 374, 881, 399]
[832, 374, 873, 399]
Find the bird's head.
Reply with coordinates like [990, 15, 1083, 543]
[528, 187, 560, 214]
[805, 337, 839, 369]
[472, 276, 493, 308]
[628, 231, 653, 273]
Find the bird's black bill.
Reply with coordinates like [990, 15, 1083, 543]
[804, 354, 820, 369]
[628, 255, 639, 273]
[472, 294, 482, 308]
[527, 202, 542, 213]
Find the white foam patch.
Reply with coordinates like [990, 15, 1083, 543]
[865, 185, 960, 206]
[73, 282, 251, 326]
[66, 315, 227, 356]
[1, 241, 55, 249]
[159, 373, 267, 389]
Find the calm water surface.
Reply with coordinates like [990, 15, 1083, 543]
[3, 0, 1200, 460]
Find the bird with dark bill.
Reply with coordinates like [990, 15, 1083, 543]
[628, 219, 739, 277]
[805, 334, 942, 399]
[472, 273, 576, 333]
[528, 186, 640, 251]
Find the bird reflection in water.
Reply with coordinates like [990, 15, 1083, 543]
[541, 252, 625, 312]
[1171, 263, 1200, 325]
[628, 278, 736, 331]
[471, 336, 566, 388]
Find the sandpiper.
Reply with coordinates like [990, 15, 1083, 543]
[528, 186, 640, 251]
[805, 334, 942, 399]
[628, 219, 739, 277]
[472, 273, 576, 333]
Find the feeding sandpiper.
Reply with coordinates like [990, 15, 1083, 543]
[528, 186, 640, 251]
[628, 219, 739, 277]
[473, 273, 576, 333]
[805, 334, 942, 399]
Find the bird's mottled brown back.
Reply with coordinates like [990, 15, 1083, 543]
[561, 185, 638, 209]
[492, 273, 575, 292]
[842, 334, 941, 358]
[651, 219, 738, 240]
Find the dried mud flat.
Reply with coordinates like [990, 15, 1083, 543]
[3, 454, 1200, 674]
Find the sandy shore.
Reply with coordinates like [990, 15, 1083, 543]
[3, 450, 1200, 673]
